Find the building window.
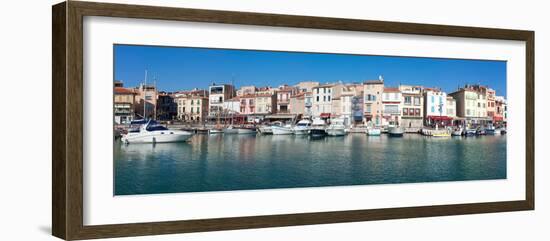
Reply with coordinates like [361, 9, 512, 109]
[404, 96, 412, 105]
[431, 106, 435, 113]
[403, 108, 409, 116]
[414, 97, 420, 106]
[431, 96, 434, 103]
[366, 104, 372, 113]
[328, 96, 331, 102]
[316, 96, 319, 102]
[323, 96, 326, 102]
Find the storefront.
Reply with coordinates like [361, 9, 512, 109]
[425, 115, 454, 127]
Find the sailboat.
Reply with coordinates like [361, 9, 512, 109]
[210, 110, 224, 134]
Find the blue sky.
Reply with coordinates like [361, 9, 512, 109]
[114, 44, 507, 97]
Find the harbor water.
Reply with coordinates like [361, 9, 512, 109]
[114, 134, 506, 195]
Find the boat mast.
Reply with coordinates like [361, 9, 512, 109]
[143, 69, 148, 120]
[153, 76, 157, 120]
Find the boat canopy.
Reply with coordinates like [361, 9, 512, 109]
[145, 120, 169, 131]
[130, 119, 148, 125]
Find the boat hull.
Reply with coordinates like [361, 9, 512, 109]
[209, 129, 224, 134]
[271, 126, 294, 135]
[366, 128, 381, 136]
[310, 129, 327, 137]
[122, 131, 193, 144]
[258, 126, 273, 134]
[293, 127, 309, 135]
[326, 128, 346, 136]
[388, 126, 405, 137]
[223, 128, 239, 134]
[237, 128, 257, 134]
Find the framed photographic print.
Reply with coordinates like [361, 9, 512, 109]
[52, 1, 534, 240]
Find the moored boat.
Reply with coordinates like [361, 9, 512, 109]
[271, 124, 294, 135]
[258, 125, 273, 134]
[326, 118, 346, 136]
[293, 119, 311, 135]
[485, 124, 496, 135]
[388, 126, 405, 137]
[237, 127, 257, 134]
[121, 120, 193, 144]
[209, 128, 224, 134]
[433, 132, 451, 137]
[476, 128, 486, 135]
[223, 126, 239, 134]
[464, 128, 477, 136]
[309, 118, 327, 138]
[366, 127, 381, 136]
[452, 130, 463, 136]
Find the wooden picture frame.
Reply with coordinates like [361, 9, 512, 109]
[52, 1, 534, 240]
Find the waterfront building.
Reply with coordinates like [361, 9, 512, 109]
[312, 84, 341, 119]
[223, 97, 241, 114]
[209, 83, 235, 116]
[236, 85, 257, 96]
[114, 85, 137, 124]
[255, 93, 277, 114]
[289, 92, 306, 115]
[363, 80, 384, 126]
[239, 94, 256, 115]
[175, 90, 209, 123]
[382, 87, 402, 126]
[134, 83, 158, 120]
[423, 88, 451, 126]
[495, 96, 507, 125]
[446, 96, 457, 118]
[304, 92, 314, 117]
[295, 81, 320, 93]
[338, 84, 360, 125]
[486, 88, 496, 119]
[276, 85, 296, 113]
[449, 85, 490, 125]
[156, 91, 177, 120]
[399, 85, 424, 128]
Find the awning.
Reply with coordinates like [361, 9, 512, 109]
[426, 115, 453, 121]
[265, 114, 297, 119]
[320, 113, 331, 118]
[493, 116, 504, 121]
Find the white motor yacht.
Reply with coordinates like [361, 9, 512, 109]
[293, 119, 311, 135]
[121, 120, 193, 144]
[326, 118, 347, 136]
[366, 127, 381, 136]
[271, 124, 294, 135]
[309, 118, 328, 137]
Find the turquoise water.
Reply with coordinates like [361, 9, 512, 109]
[114, 134, 506, 195]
